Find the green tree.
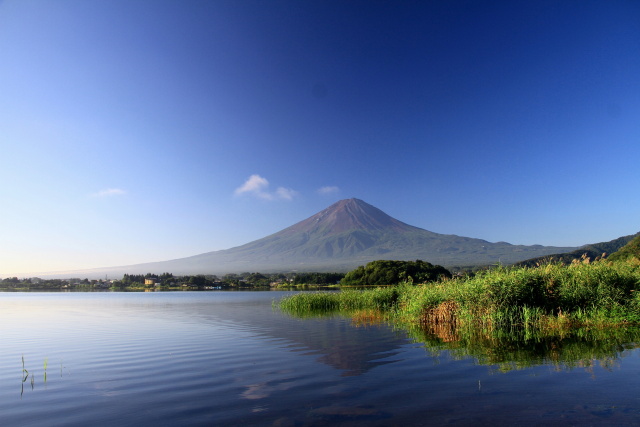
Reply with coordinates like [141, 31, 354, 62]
[341, 260, 451, 287]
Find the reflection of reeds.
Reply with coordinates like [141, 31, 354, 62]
[424, 321, 460, 343]
[351, 309, 386, 327]
[400, 314, 640, 372]
[21, 355, 29, 398]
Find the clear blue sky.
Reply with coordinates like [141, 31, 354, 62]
[1, 0, 639, 276]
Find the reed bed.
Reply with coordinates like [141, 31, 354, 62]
[279, 260, 640, 372]
[279, 259, 640, 329]
[278, 287, 400, 317]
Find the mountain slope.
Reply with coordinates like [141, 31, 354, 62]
[64, 198, 577, 277]
[608, 234, 640, 262]
[514, 232, 640, 267]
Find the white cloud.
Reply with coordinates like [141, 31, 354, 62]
[276, 187, 297, 200]
[235, 175, 296, 201]
[91, 188, 126, 197]
[318, 186, 340, 195]
[235, 174, 269, 196]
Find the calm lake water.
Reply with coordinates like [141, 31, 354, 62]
[2, 291, 640, 426]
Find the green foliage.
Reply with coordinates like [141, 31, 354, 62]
[121, 274, 145, 285]
[279, 260, 640, 372]
[0, 270, 338, 291]
[340, 260, 451, 287]
[0, 277, 92, 290]
[281, 259, 640, 327]
[290, 272, 345, 285]
[279, 287, 401, 317]
[399, 259, 640, 326]
[608, 235, 640, 262]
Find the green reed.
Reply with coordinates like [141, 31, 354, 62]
[278, 287, 400, 317]
[280, 259, 640, 328]
[278, 260, 640, 371]
[22, 355, 28, 382]
[20, 355, 54, 397]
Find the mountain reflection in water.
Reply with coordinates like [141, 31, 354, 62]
[157, 292, 410, 376]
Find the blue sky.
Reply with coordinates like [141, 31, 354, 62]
[1, 0, 639, 276]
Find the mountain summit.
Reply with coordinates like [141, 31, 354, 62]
[65, 198, 578, 277]
[286, 198, 416, 235]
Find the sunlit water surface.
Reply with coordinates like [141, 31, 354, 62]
[1, 292, 640, 426]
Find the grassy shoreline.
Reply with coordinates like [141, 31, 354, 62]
[279, 258, 640, 329]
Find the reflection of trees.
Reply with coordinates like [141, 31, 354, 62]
[400, 321, 640, 372]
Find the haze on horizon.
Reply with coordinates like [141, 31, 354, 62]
[1, 1, 639, 277]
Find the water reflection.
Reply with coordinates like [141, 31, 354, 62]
[284, 304, 640, 373]
[178, 296, 410, 376]
[404, 321, 640, 372]
[4, 292, 640, 425]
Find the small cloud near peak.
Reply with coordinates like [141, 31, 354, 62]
[235, 175, 296, 201]
[235, 174, 269, 196]
[91, 188, 126, 197]
[276, 187, 297, 200]
[318, 186, 340, 195]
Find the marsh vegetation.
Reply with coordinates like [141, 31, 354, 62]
[280, 258, 640, 369]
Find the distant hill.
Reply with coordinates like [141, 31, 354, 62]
[46, 198, 577, 278]
[608, 235, 640, 262]
[514, 232, 640, 267]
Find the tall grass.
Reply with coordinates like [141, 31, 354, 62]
[278, 259, 640, 371]
[395, 258, 640, 329]
[279, 259, 640, 328]
[20, 355, 53, 397]
[278, 287, 400, 317]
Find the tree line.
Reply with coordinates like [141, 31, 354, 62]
[1, 260, 452, 290]
[0, 271, 346, 290]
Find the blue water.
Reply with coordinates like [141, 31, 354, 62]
[1, 291, 640, 426]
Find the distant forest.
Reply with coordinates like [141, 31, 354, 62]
[1, 259, 455, 290]
[0, 271, 345, 290]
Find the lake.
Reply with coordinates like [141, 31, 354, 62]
[2, 291, 640, 426]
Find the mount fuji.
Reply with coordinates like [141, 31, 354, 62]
[57, 198, 577, 277]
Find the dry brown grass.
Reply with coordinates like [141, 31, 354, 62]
[422, 300, 459, 327]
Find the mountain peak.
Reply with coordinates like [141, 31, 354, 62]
[285, 198, 416, 235]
